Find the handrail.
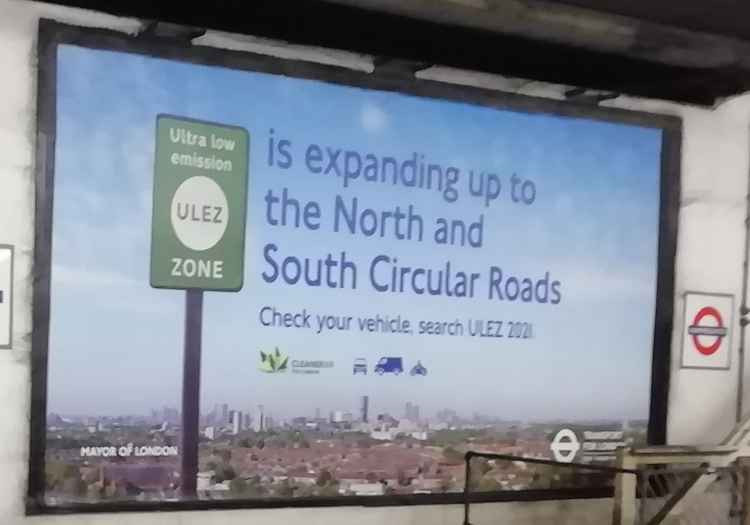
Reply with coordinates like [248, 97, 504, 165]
[465, 450, 639, 474]
[462, 451, 639, 525]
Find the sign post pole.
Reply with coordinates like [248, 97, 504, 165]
[181, 289, 203, 498]
[150, 114, 249, 499]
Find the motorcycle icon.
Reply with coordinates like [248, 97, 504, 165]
[410, 361, 428, 376]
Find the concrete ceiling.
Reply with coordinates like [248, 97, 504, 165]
[34, 0, 750, 105]
[550, 0, 750, 41]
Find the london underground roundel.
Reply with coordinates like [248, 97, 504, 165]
[681, 293, 733, 369]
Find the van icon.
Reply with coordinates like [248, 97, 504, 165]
[374, 357, 403, 375]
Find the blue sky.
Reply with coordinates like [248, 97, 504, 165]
[48, 45, 662, 422]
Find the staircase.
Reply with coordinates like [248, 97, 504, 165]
[612, 417, 750, 524]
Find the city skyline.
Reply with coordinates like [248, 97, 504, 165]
[48, 399, 646, 427]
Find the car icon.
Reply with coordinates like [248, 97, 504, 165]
[410, 361, 428, 376]
[353, 358, 368, 375]
[374, 357, 403, 375]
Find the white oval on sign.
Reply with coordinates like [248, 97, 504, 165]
[550, 428, 580, 463]
[170, 176, 229, 251]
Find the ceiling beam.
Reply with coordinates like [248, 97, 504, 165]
[31, 1, 750, 105]
[327, 0, 750, 70]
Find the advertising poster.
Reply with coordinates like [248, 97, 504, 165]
[44, 43, 663, 505]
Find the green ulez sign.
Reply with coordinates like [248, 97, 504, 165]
[150, 115, 249, 291]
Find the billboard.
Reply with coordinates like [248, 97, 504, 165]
[31, 23, 679, 511]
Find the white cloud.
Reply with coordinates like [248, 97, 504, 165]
[52, 264, 140, 289]
[360, 103, 388, 133]
[50, 264, 180, 317]
[556, 262, 656, 303]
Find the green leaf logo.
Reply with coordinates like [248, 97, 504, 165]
[259, 347, 289, 373]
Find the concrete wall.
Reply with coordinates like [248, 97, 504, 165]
[0, 0, 748, 523]
[608, 93, 750, 446]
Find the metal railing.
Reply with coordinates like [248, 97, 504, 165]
[637, 464, 743, 525]
[462, 450, 638, 525]
[461, 451, 747, 525]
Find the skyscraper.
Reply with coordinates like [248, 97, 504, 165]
[222, 403, 229, 426]
[253, 404, 264, 432]
[405, 402, 420, 422]
[162, 407, 179, 425]
[360, 395, 369, 423]
[230, 410, 241, 435]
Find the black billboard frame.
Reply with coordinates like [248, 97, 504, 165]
[28, 18, 681, 515]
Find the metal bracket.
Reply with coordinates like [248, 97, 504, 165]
[373, 56, 433, 78]
[138, 21, 206, 43]
[565, 87, 620, 105]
